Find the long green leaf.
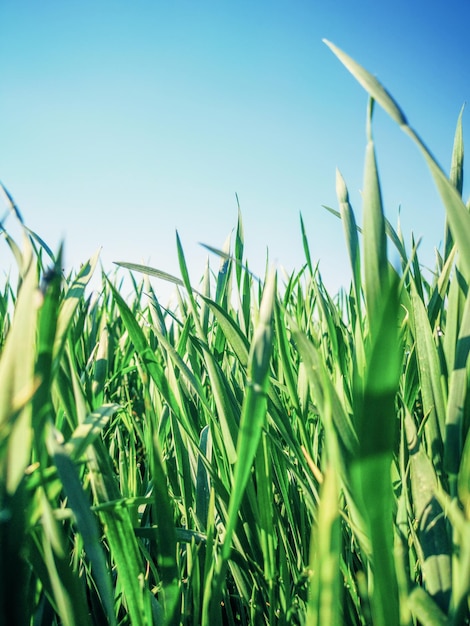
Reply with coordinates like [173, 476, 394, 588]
[50, 433, 116, 626]
[445, 105, 465, 258]
[0, 234, 37, 494]
[87, 441, 153, 626]
[203, 269, 276, 625]
[324, 39, 470, 283]
[362, 98, 389, 330]
[53, 250, 100, 363]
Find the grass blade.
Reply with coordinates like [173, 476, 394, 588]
[324, 39, 470, 283]
[49, 433, 116, 626]
[0, 233, 37, 494]
[203, 269, 276, 625]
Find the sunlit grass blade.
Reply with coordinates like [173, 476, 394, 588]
[53, 250, 101, 363]
[254, 434, 276, 624]
[336, 168, 362, 316]
[87, 441, 153, 626]
[437, 486, 470, 622]
[427, 242, 457, 325]
[458, 428, 470, 518]
[200, 295, 250, 367]
[324, 39, 470, 283]
[106, 279, 194, 440]
[0, 233, 37, 494]
[408, 587, 449, 626]
[227, 268, 275, 517]
[307, 465, 341, 626]
[404, 411, 452, 613]
[64, 404, 119, 461]
[32, 249, 63, 471]
[300, 212, 314, 276]
[91, 312, 109, 404]
[213, 233, 232, 307]
[273, 297, 302, 416]
[49, 432, 116, 626]
[385, 215, 409, 269]
[114, 261, 185, 288]
[1, 42, 470, 624]
[149, 432, 180, 624]
[362, 97, 389, 333]
[38, 490, 93, 626]
[203, 269, 276, 625]
[234, 202, 244, 289]
[196, 425, 211, 531]
[410, 282, 446, 468]
[323, 40, 407, 126]
[444, 288, 470, 493]
[306, 365, 342, 626]
[445, 105, 465, 258]
[351, 277, 401, 626]
[289, 325, 358, 461]
[176, 232, 238, 463]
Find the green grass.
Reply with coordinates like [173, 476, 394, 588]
[1, 42, 470, 625]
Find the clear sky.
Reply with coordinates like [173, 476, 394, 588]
[1, 1, 469, 302]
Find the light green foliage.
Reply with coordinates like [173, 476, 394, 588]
[0, 43, 470, 626]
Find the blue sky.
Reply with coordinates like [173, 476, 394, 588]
[1, 1, 469, 301]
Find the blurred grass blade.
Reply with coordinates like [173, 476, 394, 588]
[458, 428, 470, 517]
[64, 404, 119, 461]
[54, 250, 101, 362]
[0, 233, 37, 494]
[25, 225, 57, 263]
[352, 274, 401, 626]
[307, 464, 341, 626]
[33, 251, 63, 467]
[408, 587, 449, 626]
[0, 181, 25, 224]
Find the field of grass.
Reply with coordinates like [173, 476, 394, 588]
[1, 43, 470, 626]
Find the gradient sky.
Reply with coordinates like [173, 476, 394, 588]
[1, 1, 469, 302]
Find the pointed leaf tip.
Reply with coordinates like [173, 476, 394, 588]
[323, 39, 408, 127]
[335, 169, 349, 202]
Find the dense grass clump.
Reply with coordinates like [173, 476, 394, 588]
[1, 43, 470, 625]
